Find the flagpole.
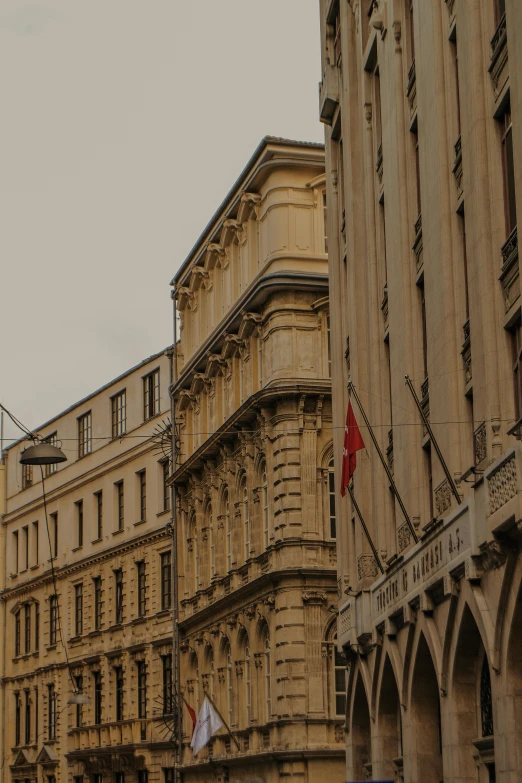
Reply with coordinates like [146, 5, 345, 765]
[203, 691, 241, 751]
[404, 375, 462, 506]
[348, 382, 419, 544]
[347, 485, 384, 575]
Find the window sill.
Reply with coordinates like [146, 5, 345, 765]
[112, 529, 125, 537]
[71, 546, 83, 553]
[87, 630, 102, 638]
[133, 519, 146, 527]
[156, 509, 171, 518]
[108, 623, 123, 631]
[30, 564, 41, 571]
[91, 537, 103, 544]
[46, 644, 57, 651]
[9, 573, 18, 580]
[69, 635, 82, 643]
[155, 609, 172, 618]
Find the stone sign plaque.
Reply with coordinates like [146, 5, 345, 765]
[373, 510, 470, 618]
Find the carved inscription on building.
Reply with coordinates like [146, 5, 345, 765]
[373, 513, 470, 617]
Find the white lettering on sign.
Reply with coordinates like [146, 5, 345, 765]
[373, 514, 469, 617]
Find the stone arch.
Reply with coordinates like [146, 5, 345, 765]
[496, 544, 521, 674]
[347, 671, 372, 780]
[406, 632, 443, 783]
[504, 575, 522, 771]
[374, 654, 403, 780]
[447, 603, 496, 781]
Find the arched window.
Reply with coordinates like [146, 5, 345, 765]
[261, 464, 269, 549]
[207, 503, 215, 579]
[223, 489, 231, 572]
[480, 655, 494, 737]
[223, 641, 233, 725]
[328, 458, 336, 539]
[242, 479, 250, 562]
[188, 512, 198, 594]
[333, 634, 346, 717]
[263, 627, 272, 722]
[245, 642, 251, 724]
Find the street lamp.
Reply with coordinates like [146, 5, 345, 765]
[19, 441, 67, 466]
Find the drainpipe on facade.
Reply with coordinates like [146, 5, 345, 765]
[168, 292, 182, 781]
[0, 430, 7, 783]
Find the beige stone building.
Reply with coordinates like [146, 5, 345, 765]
[319, 0, 522, 781]
[0, 349, 181, 783]
[170, 137, 345, 782]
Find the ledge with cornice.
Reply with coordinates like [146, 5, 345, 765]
[1, 526, 170, 601]
[170, 378, 331, 484]
[171, 270, 328, 387]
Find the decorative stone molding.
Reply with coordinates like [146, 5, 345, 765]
[302, 590, 327, 605]
[338, 604, 352, 636]
[474, 422, 487, 465]
[335, 724, 345, 743]
[435, 479, 452, 516]
[488, 455, 517, 515]
[358, 554, 378, 580]
[397, 522, 411, 553]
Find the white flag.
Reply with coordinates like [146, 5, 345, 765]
[190, 696, 224, 756]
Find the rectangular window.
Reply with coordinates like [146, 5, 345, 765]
[15, 611, 21, 656]
[13, 530, 19, 574]
[115, 666, 124, 721]
[138, 471, 147, 522]
[95, 491, 103, 540]
[48, 684, 57, 740]
[93, 672, 102, 725]
[76, 500, 84, 548]
[162, 655, 173, 714]
[160, 551, 172, 610]
[93, 577, 103, 630]
[115, 481, 124, 531]
[24, 690, 31, 745]
[137, 561, 146, 618]
[143, 370, 160, 421]
[15, 693, 21, 746]
[162, 461, 171, 512]
[22, 464, 33, 490]
[115, 569, 123, 625]
[43, 432, 58, 477]
[74, 675, 83, 727]
[74, 583, 83, 636]
[111, 390, 127, 438]
[163, 770, 175, 783]
[32, 520, 39, 566]
[50, 595, 58, 646]
[24, 604, 31, 654]
[50, 513, 58, 559]
[35, 602, 40, 652]
[22, 526, 29, 570]
[78, 411, 92, 458]
[35, 688, 38, 741]
[334, 647, 347, 716]
[501, 104, 517, 237]
[137, 661, 147, 718]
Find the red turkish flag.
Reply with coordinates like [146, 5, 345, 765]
[340, 401, 365, 496]
[184, 699, 197, 737]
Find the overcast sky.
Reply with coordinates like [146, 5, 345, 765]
[0, 0, 324, 446]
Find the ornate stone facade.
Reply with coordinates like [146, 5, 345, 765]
[320, 0, 522, 780]
[170, 138, 344, 782]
